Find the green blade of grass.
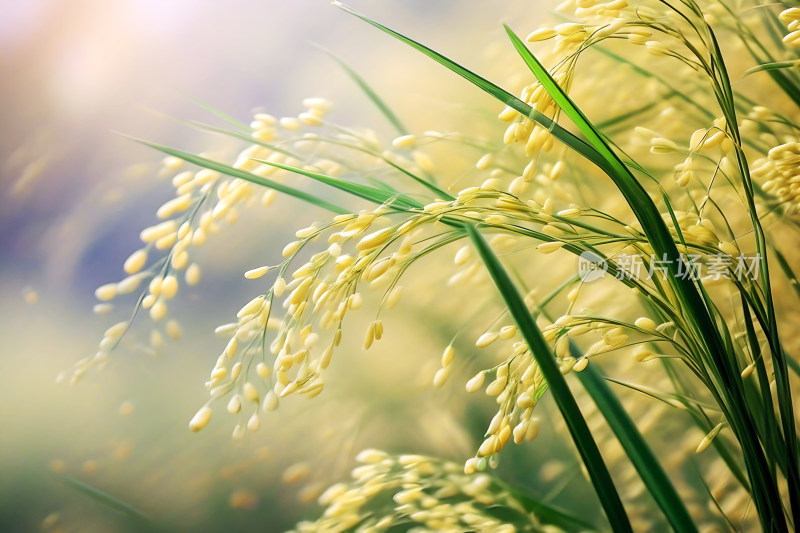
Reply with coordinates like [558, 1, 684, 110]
[589, 44, 714, 122]
[466, 225, 632, 533]
[314, 43, 408, 135]
[189, 117, 453, 201]
[595, 100, 660, 132]
[184, 95, 251, 132]
[124, 136, 349, 215]
[745, 60, 800, 76]
[331, 2, 612, 171]
[251, 158, 423, 210]
[183, 120, 299, 159]
[690, 459, 739, 530]
[741, 295, 779, 477]
[64, 476, 151, 524]
[497, 481, 599, 531]
[658, 361, 751, 492]
[772, 247, 800, 307]
[576, 363, 698, 532]
[379, 156, 454, 200]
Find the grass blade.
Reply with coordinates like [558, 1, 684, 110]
[189, 117, 453, 200]
[64, 476, 151, 524]
[378, 157, 454, 200]
[576, 364, 698, 532]
[497, 481, 599, 531]
[184, 95, 251, 132]
[124, 136, 349, 215]
[314, 44, 408, 135]
[745, 60, 800, 76]
[251, 158, 423, 210]
[466, 225, 632, 533]
[772, 247, 800, 306]
[331, 2, 611, 170]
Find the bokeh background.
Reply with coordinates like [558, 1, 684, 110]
[0, 1, 580, 531]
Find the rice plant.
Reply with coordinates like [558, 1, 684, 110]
[74, 0, 800, 530]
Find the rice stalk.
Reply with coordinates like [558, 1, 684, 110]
[74, 1, 800, 530]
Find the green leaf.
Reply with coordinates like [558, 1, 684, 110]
[576, 364, 698, 532]
[251, 158, 423, 210]
[467, 225, 632, 533]
[497, 481, 599, 531]
[124, 136, 349, 214]
[745, 60, 800, 76]
[190, 117, 453, 201]
[332, 2, 610, 170]
[772, 247, 800, 309]
[184, 95, 251, 132]
[314, 43, 408, 135]
[64, 476, 151, 524]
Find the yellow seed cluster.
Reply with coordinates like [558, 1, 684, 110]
[198, 205, 413, 433]
[459, 304, 669, 467]
[780, 8, 800, 47]
[76, 98, 353, 384]
[288, 451, 534, 533]
[752, 142, 800, 214]
[193, 173, 633, 436]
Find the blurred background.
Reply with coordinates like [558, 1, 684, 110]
[0, 1, 579, 531]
